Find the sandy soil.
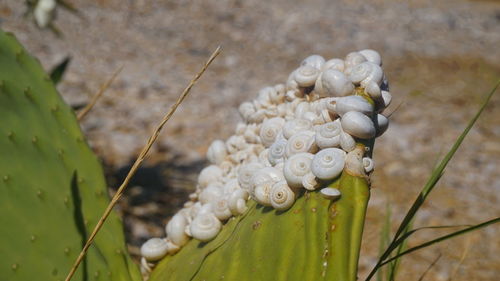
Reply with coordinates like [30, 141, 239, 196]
[1, 0, 499, 280]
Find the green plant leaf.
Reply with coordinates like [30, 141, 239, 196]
[0, 29, 140, 281]
[49, 56, 71, 85]
[381, 217, 500, 266]
[149, 171, 370, 281]
[365, 79, 500, 281]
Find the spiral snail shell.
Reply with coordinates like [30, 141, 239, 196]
[140, 238, 170, 262]
[190, 213, 222, 242]
[335, 96, 374, 117]
[344, 52, 367, 73]
[260, 117, 285, 147]
[363, 157, 375, 173]
[199, 184, 223, 204]
[268, 138, 287, 165]
[283, 152, 314, 189]
[270, 180, 296, 211]
[294, 65, 320, 87]
[321, 69, 355, 97]
[320, 187, 342, 200]
[198, 165, 223, 188]
[207, 140, 227, 165]
[228, 189, 249, 215]
[359, 49, 382, 66]
[212, 197, 233, 221]
[349, 62, 383, 86]
[322, 58, 345, 72]
[340, 131, 356, 152]
[341, 111, 376, 139]
[311, 148, 346, 180]
[301, 54, 325, 70]
[165, 214, 189, 247]
[285, 130, 317, 157]
[376, 114, 389, 137]
[251, 167, 285, 206]
[282, 119, 313, 139]
[238, 162, 265, 191]
[315, 120, 342, 149]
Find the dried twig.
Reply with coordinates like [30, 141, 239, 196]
[77, 66, 123, 121]
[64, 46, 222, 281]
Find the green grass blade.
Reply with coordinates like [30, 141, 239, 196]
[365, 80, 500, 281]
[50, 56, 71, 85]
[381, 217, 500, 266]
[377, 204, 391, 281]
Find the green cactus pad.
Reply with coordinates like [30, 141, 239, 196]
[149, 172, 369, 281]
[0, 30, 140, 281]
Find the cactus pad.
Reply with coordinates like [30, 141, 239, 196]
[149, 172, 369, 281]
[0, 30, 140, 281]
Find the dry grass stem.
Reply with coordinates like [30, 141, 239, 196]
[64, 46, 222, 281]
[77, 66, 123, 121]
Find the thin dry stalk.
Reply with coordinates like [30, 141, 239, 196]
[64, 46, 222, 281]
[77, 66, 123, 121]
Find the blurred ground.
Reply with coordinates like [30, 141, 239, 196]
[1, 0, 499, 280]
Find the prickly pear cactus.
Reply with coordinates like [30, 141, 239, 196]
[150, 171, 369, 281]
[145, 52, 390, 280]
[0, 30, 140, 281]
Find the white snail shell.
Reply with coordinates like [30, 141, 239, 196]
[206, 140, 227, 165]
[282, 119, 313, 139]
[320, 187, 342, 200]
[311, 148, 346, 180]
[294, 102, 311, 120]
[302, 171, 319, 190]
[238, 162, 264, 191]
[363, 157, 375, 173]
[270, 180, 296, 211]
[212, 197, 233, 221]
[349, 62, 383, 86]
[258, 148, 272, 167]
[335, 96, 374, 117]
[260, 117, 285, 147]
[226, 135, 248, 154]
[301, 54, 325, 70]
[359, 49, 382, 66]
[199, 184, 223, 204]
[198, 165, 223, 188]
[166, 214, 189, 247]
[365, 80, 382, 101]
[283, 152, 314, 189]
[140, 238, 169, 262]
[268, 138, 287, 165]
[341, 111, 376, 139]
[294, 65, 320, 87]
[340, 131, 356, 152]
[376, 114, 389, 137]
[381, 90, 392, 109]
[316, 120, 342, 149]
[285, 130, 317, 157]
[190, 213, 222, 242]
[344, 52, 367, 73]
[321, 69, 355, 97]
[322, 58, 345, 72]
[251, 167, 284, 206]
[228, 189, 249, 215]
[239, 102, 255, 121]
[223, 179, 241, 195]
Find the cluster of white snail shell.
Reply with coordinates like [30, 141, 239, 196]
[140, 50, 392, 275]
[33, 0, 57, 28]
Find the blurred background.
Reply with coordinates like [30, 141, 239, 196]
[1, 0, 499, 280]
